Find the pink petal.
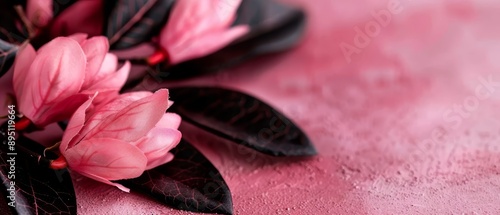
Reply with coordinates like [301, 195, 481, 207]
[214, 0, 242, 27]
[64, 138, 147, 181]
[169, 25, 249, 64]
[156, 113, 182, 129]
[160, 0, 244, 63]
[34, 93, 89, 128]
[160, 0, 212, 51]
[49, 0, 103, 37]
[83, 90, 170, 142]
[68, 33, 88, 44]
[26, 0, 53, 27]
[82, 59, 130, 93]
[145, 152, 174, 170]
[77, 171, 131, 192]
[97, 54, 119, 76]
[80, 36, 110, 89]
[60, 93, 96, 152]
[17, 37, 86, 125]
[13, 44, 36, 104]
[74, 91, 154, 144]
[134, 127, 181, 170]
[135, 128, 181, 154]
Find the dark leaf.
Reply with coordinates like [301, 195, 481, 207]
[168, 87, 316, 157]
[0, 2, 29, 44]
[0, 127, 76, 214]
[52, 0, 78, 17]
[0, 39, 18, 78]
[120, 139, 233, 215]
[105, 0, 174, 49]
[154, 0, 307, 80]
[4, 1, 26, 6]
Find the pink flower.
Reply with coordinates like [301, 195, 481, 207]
[69, 33, 130, 104]
[59, 90, 182, 192]
[149, 0, 250, 65]
[50, 0, 103, 38]
[26, 0, 53, 28]
[13, 35, 129, 128]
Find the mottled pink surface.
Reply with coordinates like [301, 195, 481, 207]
[2, 0, 500, 214]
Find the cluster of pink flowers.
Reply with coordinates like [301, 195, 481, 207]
[27, 0, 248, 65]
[13, 34, 181, 192]
[13, 0, 247, 192]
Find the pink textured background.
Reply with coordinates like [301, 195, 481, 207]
[2, 0, 500, 214]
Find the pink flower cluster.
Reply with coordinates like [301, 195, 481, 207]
[29, 0, 248, 65]
[13, 34, 181, 192]
[13, 0, 247, 192]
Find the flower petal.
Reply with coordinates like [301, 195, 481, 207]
[60, 93, 96, 152]
[214, 0, 242, 27]
[133, 127, 181, 170]
[26, 0, 53, 27]
[68, 33, 88, 44]
[82, 59, 130, 93]
[96, 53, 119, 76]
[145, 152, 174, 170]
[13, 43, 36, 104]
[18, 37, 86, 125]
[156, 113, 182, 129]
[64, 138, 147, 181]
[35, 93, 89, 128]
[135, 128, 181, 155]
[77, 171, 131, 192]
[160, 0, 244, 64]
[83, 89, 170, 142]
[169, 25, 249, 64]
[50, 0, 103, 37]
[80, 36, 110, 89]
[74, 91, 153, 144]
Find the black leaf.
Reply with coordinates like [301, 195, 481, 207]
[0, 127, 77, 214]
[105, 0, 174, 49]
[153, 0, 307, 80]
[120, 139, 233, 215]
[52, 0, 78, 17]
[168, 87, 316, 157]
[0, 1, 29, 44]
[0, 39, 18, 78]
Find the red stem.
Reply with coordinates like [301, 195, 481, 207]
[15, 116, 31, 131]
[50, 156, 68, 170]
[147, 49, 170, 66]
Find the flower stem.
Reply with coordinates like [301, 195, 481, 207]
[147, 49, 170, 66]
[13, 5, 37, 38]
[15, 116, 32, 131]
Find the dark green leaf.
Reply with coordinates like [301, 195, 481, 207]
[120, 139, 233, 215]
[0, 2, 29, 44]
[0, 39, 18, 78]
[169, 87, 316, 156]
[105, 0, 174, 49]
[0, 127, 76, 214]
[52, 0, 78, 17]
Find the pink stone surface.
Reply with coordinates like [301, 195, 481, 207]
[2, 0, 500, 214]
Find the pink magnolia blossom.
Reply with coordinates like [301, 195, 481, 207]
[50, 0, 103, 38]
[12, 35, 129, 128]
[69, 33, 130, 104]
[149, 0, 250, 65]
[59, 90, 182, 192]
[26, 0, 53, 28]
